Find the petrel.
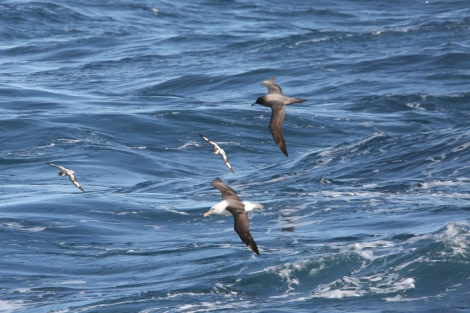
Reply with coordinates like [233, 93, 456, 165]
[198, 133, 235, 174]
[252, 77, 306, 156]
[48, 163, 85, 192]
[204, 178, 262, 255]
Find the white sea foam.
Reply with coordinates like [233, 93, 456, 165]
[292, 37, 331, 47]
[58, 280, 87, 285]
[164, 208, 190, 215]
[405, 222, 470, 258]
[1, 222, 45, 232]
[438, 222, 470, 257]
[56, 138, 82, 144]
[49, 309, 71, 313]
[417, 178, 468, 189]
[405, 102, 425, 110]
[265, 259, 315, 292]
[0, 300, 25, 313]
[452, 140, 470, 153]
[312, 274, 415, 299]
[370, 277, 415, 294]
[317, 132, 385, 160]
[36, 142, 56, 149]
[126, 145, 147, 150]
[345, 240, 396, 261]
[176, 141, 199, 150]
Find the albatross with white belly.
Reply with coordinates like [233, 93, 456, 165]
[204, 178, 262, 255]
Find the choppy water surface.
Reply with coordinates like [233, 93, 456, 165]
[1, 1, 470, 312]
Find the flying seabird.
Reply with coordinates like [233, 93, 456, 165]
[252, 77, 306, 156]
[198, 133, 235, 174]
[48, 163, 85, 192]
[204, 178, 262, 255]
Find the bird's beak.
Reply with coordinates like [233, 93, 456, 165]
[251, 102, 257, 106]
[203, 210, 212, 217]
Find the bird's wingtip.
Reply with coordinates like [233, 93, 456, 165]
[211, 177, 222, 184]
[250, 243, 260, 255]
[264, 77, 276, 82]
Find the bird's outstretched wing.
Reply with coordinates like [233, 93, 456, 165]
[48, 163, 67, 171]
[269, 103, 288, 156]
[261, 77, 283, 95]
[211, 178, 240, 201]
[220, 152, 235, 174]
[199, 133, 219, 149]
[227, 205, 260, 255]
[68, 174, 85, 192]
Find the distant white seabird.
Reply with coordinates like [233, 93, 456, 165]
[204, 178, 262, 255]
[48, 163, 85, 192]
[252, 77, 307, 156]
[198, 133, 235, 174]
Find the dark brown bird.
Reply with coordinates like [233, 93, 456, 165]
[204, 178, 261, 255]
[252, 77, 306, 156]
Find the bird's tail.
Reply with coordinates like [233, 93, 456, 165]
[243, 202, 264, 211]
[286, 97, 307, 105]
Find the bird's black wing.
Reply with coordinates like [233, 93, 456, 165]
[226, 205, 260, 255]
[211, 178, 240, 201]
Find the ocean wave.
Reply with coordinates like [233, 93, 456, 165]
[2, 1, 470, 312]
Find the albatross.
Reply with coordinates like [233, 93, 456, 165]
[204, 178, 262, 255]
[252, 77, 306, 156]
[48, 163, 85, 192]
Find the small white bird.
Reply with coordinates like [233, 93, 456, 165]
[48, 163, 85, 192]
[198, 133, 235, 174]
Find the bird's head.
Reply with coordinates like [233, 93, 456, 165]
[251, 96, 265, 106]
[203, 200, 231, 217]
[203, 207, 214, 217]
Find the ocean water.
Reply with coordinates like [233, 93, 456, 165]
[1, 0, 470, 312]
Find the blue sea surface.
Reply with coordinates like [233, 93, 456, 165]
[1, 0, 470, 312]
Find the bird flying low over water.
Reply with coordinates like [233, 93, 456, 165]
[252, 77, 306, 156]
[48, 163, 85, 192]
[204, 178, 262, 255]
[198, 133, 235, 174]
